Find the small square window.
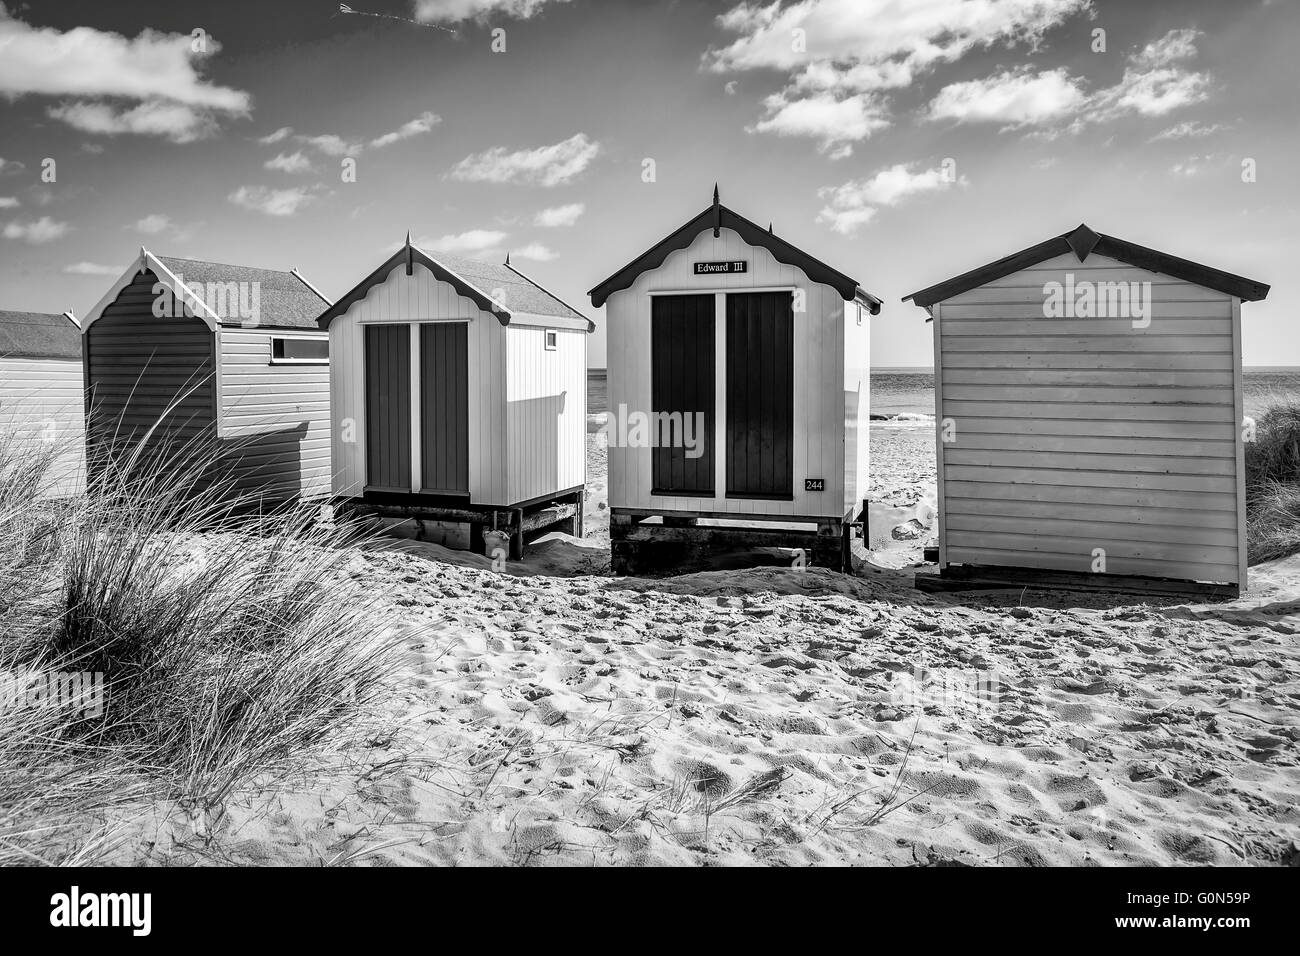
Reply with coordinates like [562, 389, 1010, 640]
[271, 337, 329, 364]
[544, 329, 558, 351]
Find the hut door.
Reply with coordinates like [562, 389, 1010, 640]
[650, 294, 715, 496]
[418, 322, 470, 496]
[726, 291, 794, 499]
[364, 324, 412, 492]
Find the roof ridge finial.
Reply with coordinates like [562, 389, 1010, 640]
[505, 251, 511, 266]
[712, 183, 722, 237]
[713, 183, 720, 206]
[768, 222, 773, 234]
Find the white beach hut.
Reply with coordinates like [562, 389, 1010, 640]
[316, 236, 595, 558]
[588, 188, 881, 574]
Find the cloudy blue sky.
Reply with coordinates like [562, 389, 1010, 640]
[0, 0, 1295, 366]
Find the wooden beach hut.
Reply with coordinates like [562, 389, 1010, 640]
[588, 187, 881, 574]
[905, 224, 1270, 596]
[316, 236, 594, 558]
[81, 249, 334, 503]
[0, 309, 85, 497]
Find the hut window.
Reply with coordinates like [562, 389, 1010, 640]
[544, 329, 558, 351]
[270, 337, 329, 364]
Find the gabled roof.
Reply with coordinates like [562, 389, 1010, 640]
[588, 186, 882, 312]
[0, 310, 80, 360]
[82, 249, 333, 332]
[155, 256, 332, 329]
[904, 224, 1271, 308]
[316, 237, 594, 332]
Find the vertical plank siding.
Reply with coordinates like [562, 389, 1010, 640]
[218, 330, 331, 500]
[364, 324, 411, 492]
[726, 291, 793, 499]
[604, 227, 847, 519]
[651, 294, 715, 496]
[842, 301, 870, 517]
[328, 262, 506, 501]
[936, 252, 1243, 584]
[420, 322, 469, 495]
[505, 324, 586, 505]
[84, 269, 217, 474]
[0, 356, 85, 497]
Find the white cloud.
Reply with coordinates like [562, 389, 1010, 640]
[924, 29, 1211, 132]
[708, 0, 1088, 77]
[64, 261, 121, 276]
[419, 229, 509, 257]
[134, 213, 171, 234]
[1150, 120, 1226, 141]
[0, 6, 249, 141]
[817, 163, 966, 235]
[1170, 154, 1218, 177]
[296, 133, 362, 157]
[258, 126, 294, 145]
[1132, 28, 1200, 68]
[369, 111, 441, 148]
[750, 91, 889, 158]
[512, 242, 557, 262]
[3, 216, 70, 244]
[47, 99, 228, 143]
[708, 0, 1089, 150]
[0, 158, 25, 176]
[450, 133, 600, 186]
[926, 67, 1086, 126]
[0, 197, 17, 209]
[265, 151, 315, 173]
[228, 185, 319, 217]
[414, 0, 571, 23]
[533, 202, 585, 227]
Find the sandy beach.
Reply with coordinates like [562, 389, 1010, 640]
[99, 421, 1300, 867]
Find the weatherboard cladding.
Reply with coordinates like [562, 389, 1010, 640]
[154, 256, 331, 329]
[913, 239, 1262, 589]
[0, 311, 81, 360]
[85, 270, 217, 463]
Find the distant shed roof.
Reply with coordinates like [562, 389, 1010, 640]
[904, 224, 1271, 308]
[154, 255, 331, 330]
[0, 310, 81, 360]
[588, 186, 882, 312]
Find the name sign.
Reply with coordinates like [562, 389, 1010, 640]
[694, 260, 748, 275]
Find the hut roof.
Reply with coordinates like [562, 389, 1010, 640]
[81, 249, 333, 332]
[587, 186, 882, 312]
[904, 224, 1271, 308]
[154, 255, 332, 329]
[316, 238, 595, 332]
[0, 310, 80, 360]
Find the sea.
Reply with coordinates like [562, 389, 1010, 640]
[587, 367, 1300, 422]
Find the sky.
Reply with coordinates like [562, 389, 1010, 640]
[0, 0, 1296, 368]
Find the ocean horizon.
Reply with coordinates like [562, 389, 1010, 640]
[587, 366, 1300, 420]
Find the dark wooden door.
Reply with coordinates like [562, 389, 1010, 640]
[364, 324, 411, 492]
[419, 322, 469, 495]
[726, 291, 794, 499]
[650, 294, 715, 496]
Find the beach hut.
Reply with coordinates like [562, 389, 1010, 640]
[316, 236, 594, 557]
[588, 187, 881, 574]
[905, 224, 1270, 596]
[81, 249, 334, 503]
[0, 309, 85, 497]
